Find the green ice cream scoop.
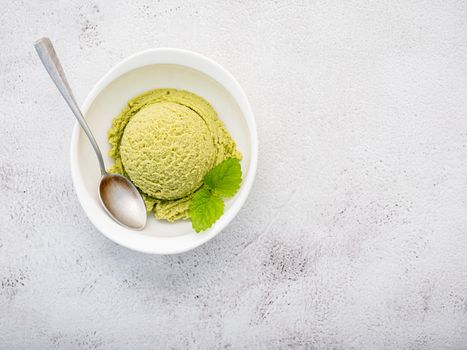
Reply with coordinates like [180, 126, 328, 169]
[120, 102, 215, 200]
[108, 88, 241, 222]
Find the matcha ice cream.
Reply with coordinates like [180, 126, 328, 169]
[108, 88, 241, 222]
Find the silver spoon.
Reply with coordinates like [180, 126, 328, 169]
[35, 37, 147, 230]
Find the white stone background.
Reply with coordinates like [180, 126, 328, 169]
[1, 0, 467, 349]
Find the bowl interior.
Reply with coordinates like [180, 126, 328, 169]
[75, 63, 252, 248]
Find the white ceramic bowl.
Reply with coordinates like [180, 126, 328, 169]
[70, 48, 257, 254]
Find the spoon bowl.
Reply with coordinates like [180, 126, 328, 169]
[98, 173, 147, 230]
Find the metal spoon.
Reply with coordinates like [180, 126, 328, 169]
[35, 37, 147, 230]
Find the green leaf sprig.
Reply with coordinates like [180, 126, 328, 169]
[189, 158, 242, 233]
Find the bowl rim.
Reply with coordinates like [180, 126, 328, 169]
[69, 48, 258, 254]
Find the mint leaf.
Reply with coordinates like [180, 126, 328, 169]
[189, 187, 224, 233]
[189, 158, 242, 233]
[204, 158, 242, 198]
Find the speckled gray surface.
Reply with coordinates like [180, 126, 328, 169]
[2, 0, 467, 349]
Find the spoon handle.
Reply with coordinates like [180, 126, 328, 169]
[34, 37, 106, 175]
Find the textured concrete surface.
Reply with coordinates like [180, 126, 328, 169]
[2, 0, 467, 349]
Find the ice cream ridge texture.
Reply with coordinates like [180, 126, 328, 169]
[108, 88, 241, 222]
